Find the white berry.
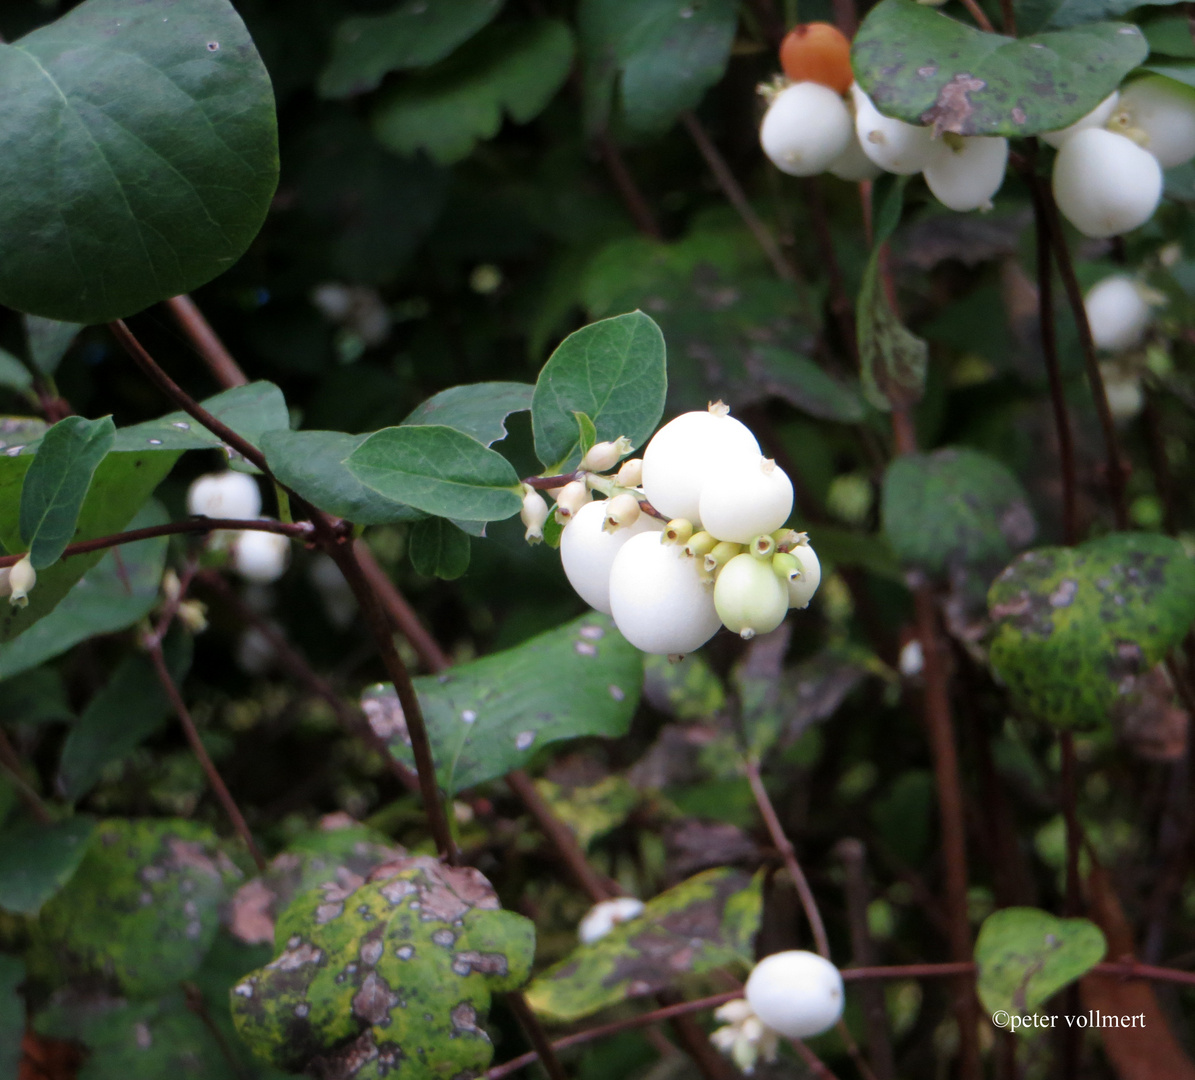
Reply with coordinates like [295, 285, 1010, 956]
[608, 531, 723, 655]
[852, 84, 934, 175]
[922, 135, 1008, 212]
[1052, 128, 1162, 239]
[641, 405, 760, 524]
[698, 457, 793, 545]
[785, 542, 821, 609]
[187, 471, 262, 520]
[745, 950, 845, 1039]
[760, 82, 854, 177]
[1041, 91, 1120, 149]
[1084, 275, 1153, 352]
[714, 553, 789, 640]
[231, 528, 290, 584]
[578, 897, 645, 944]
[560, 499, 662, 615]
[828, 129, 883, 181]
[1113, 76, 1195, 168]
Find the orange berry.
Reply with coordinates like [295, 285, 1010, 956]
[779, 23, 853, 96]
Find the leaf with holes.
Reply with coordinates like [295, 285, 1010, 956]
[579, 0, 739, 135]
[525, 867, 761, 1021]
[402, 382, 533, 447]
[27, 818, 241, 997]
[361, 613, 642, 795]
[319, 0, 504, 98]
[230, 856, 535, 1080]
[0, 0, 278, 323]
[371, 20, 574, 166]
[852, 0, 1147, 136]
[975, 907, 1106, 1020]
[882, 447, 1036, 577]
[988, 533, 1195, 730]
[532, 311, 667, 474]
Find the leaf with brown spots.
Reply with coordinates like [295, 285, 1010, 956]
[230, 856, 534, 1080]
[362, 611, 642, 795]
[852, 0, 1147, 136]
[988, 533, 1195, 730]
[524, 867, 761, 1022]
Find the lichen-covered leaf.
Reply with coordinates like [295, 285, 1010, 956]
[533, 775, 641, 851]
[362, 612, 643, 795]
[975, 907, 1106, 1021]
[882, 447, 1036, 577]
[988, 533, 1195, 729]
[230, 856, 535, 1080]
[29, 819, 242, 997]
[858, 246, 927, 412]
[852, 0, 1147, 137]
[525, 867, 761, 1022]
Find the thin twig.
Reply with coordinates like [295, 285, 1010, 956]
[165, 295, 249, 388]
[0, 517, 313, 570]
[595, 134, 664, 241]
[507, 991, 570, 1080]
[183, 982, 251, 1080]
[804, 176, 860, 366]
[959, 0, 997, 32]
[999, 0, 1017, 35]
[744, 760, 831, 958]
[680, 111, 800, 284]
[0, 728, 52, 824]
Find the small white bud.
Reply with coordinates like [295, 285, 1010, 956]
[553, 480, 590, 525]
[187, 471, 262, 521]
[231, 528, 291, 584]
[616, 458, 643, 487]
[602, 492, 642, 532]
[521, 485, 550, 543]
[578, 897, 645, 944]
[580, 437, 632, 473]
[7, 556, 36, 608]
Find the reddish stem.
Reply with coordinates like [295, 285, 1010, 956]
[959, 0, 997, 32]
[506, 991, 569, 1080]
[0, 728, 52, 824]
[595, 133, 664, 241]
[165, 295, 249, 388]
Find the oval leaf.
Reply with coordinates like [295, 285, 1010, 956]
[408, 517, 471, 580]
[988, 533, 1195, 729]
[532, 311, 667, 474]
[362, 612, 643, 795]
[0, 818, 95, 916]
[401, 381, 534, 447]
[345, 424, 522, 523]
[975, 907, 1106, 1019]
[852, 0, 1148, 136]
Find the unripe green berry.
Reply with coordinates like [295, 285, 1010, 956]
[786, 543, 821, 609]
[714, 552, 789, 640]
[683, 530, 718, 558]
[704, 541, 744, 577]
[665, 519, 694, 545]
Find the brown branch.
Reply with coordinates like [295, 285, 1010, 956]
[595, 134, 663, 241]
[109, 319, 273, 476]
[0, 727, 52, 824]
[804, 176, 860, 366]
[959, 0, 997, 32]
[999, 0, 1017, 35]
[165, 295, 249, 388]
[1034, 184, 1130, 528]
[506, 991, 570, 1080]
[744, 760, 830, 958]
[0, 517, 313, 570]
[680, 111, 800, 285]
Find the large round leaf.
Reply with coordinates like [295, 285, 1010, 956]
[0, 0, 278, 324]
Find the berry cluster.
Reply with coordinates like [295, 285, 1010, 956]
[760, 23, 1195, 234]
[524, 404, 820, 657]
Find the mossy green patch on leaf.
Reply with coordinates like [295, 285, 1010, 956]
[230, 855, 535, 1080]
[533, 775, 640, 852]
[987, 533, 1195, 729]
[525, 867, 761, 1023]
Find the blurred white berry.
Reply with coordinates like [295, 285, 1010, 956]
[923, 135, 1008, 212]
[1052, 128, 1162, 239]
[828, 128, 883, 181]
[187, 471, 261, 521]
[745, 950, 845, 1039]
[608, 531, 723, 655]
[560, 499, 663, 615]
[578, 897, 645, 944]
[852, 84, 934, 175]
[231, 528, 291, 584]
[760, 82, 854, 177]
[1113, 76, 1195, 168]
[1084, 275, 1154, 352]
[1041, 91, 1119, 149]
[641, 404, 760, 524]
[698, 457, 794, 544]
[898, 638, 925, 677]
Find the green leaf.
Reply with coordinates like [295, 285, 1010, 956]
[881, 448, 1036, 576]
[24, 315, 82, 377]
[346, 425, 523, 523]
[0, 955, 23, 1080]
[18, 416, 115, 569]
[532, 311, 667, 474]
[231, 857, 535, 1079]
[0, 348, 33, 395]
[57, 634, 193, 802]
[319, 0, 504, 98]
[0, 668, 74, 725]
[857, 248, 927, 411]
[1142, 13, 1195, 59]
[371, 20, 575, 166]
[750, 346, 866, 423]
[975, 907, 1106, 1019]
[402, 381, 534, 447]
[988, 533, 1195, 729]
[1139, 59, 1195, 90]
[409, 518, 471, 580]
[0, 504, 169, 672]
[526, 867, 761, 1022]
[852, 0, 1148, 136]
[0, 818, 95, 916]
[362, 612, 643, 795]
[113, 381, 289, 458]
[579, 0, 738, 135]
[29, 818, 240, 997]
[533, 775, 640, 851]
[574, 412, 599, 461]
[0, 0, 279, 324]
[1019, 0, 1182, 34]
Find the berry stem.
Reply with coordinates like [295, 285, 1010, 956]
[958, 0, 997, 32]
[165, 294, 250, 388]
